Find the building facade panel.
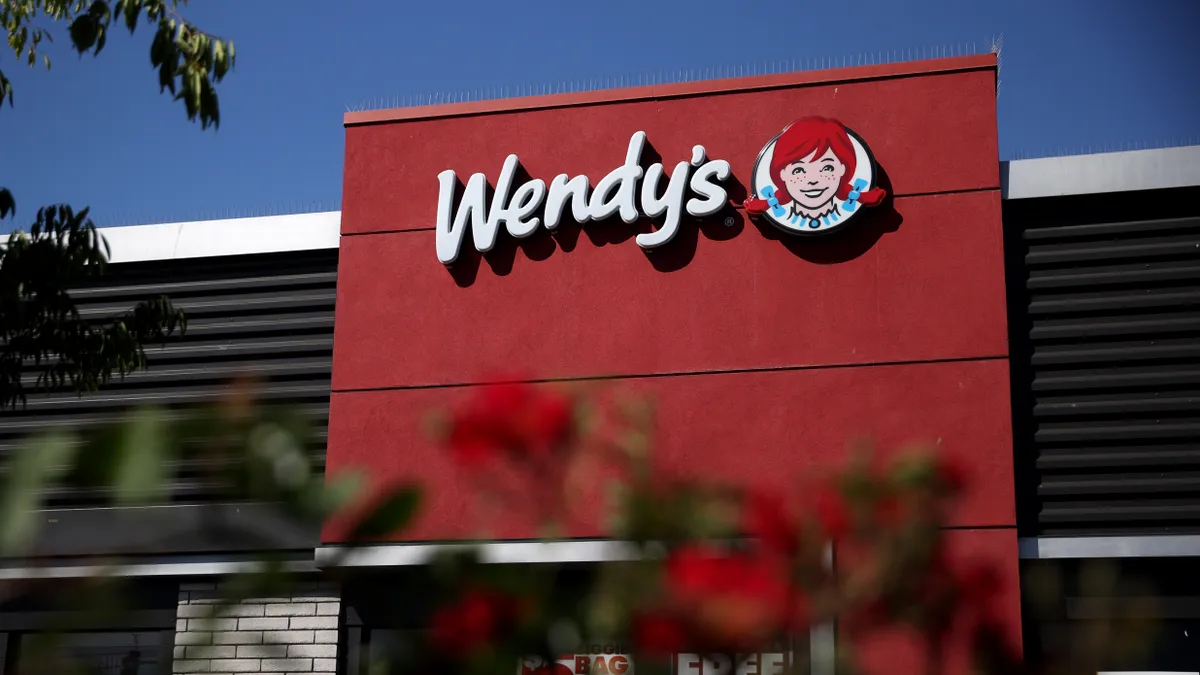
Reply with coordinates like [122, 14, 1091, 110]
[341, 63, 999, 235]
[323, 358, 1014, 543]
[327, 56, 1014, 673]
[331, 190, 1007, 390]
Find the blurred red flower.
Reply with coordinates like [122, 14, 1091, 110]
[934, 454, 968, 493]
[633, 611, 689, 656]
[743, 490, 800, 557]
[873, 493, 907, 528]
[446, 409, 498, 466]
[430, 590, 517, 655]
[814, 487, 851, 539]
[662, 546, 793, 652]
[446, 376, 573, 465]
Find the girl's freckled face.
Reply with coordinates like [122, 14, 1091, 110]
[782, 148, 846, 211]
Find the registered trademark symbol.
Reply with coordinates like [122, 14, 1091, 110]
[724, 216, 736, 227]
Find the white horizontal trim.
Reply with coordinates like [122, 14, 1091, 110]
[1019, 534, 1200, 559]
[316, 540, 642, 567]
[316, 538, 829, 568]
[98, 211, 340, 264]
[5, 539, 817, 576]
[1002, 145, 1200, 199]
[0, 556, 317, 580]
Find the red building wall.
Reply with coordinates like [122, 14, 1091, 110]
[327, 55, 1017, 667]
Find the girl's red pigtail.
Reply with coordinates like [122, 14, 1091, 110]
[835, 183, 888, 207]
[857, 186, 887, 206]
[743, 196, 771, 216]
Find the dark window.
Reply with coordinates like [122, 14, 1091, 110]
[341, 567, 815, 675]
[0, 580, 177, 675]
[6, 631, 170, 675]
[1023, 558, 1200, 670]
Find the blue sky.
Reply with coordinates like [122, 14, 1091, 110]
[2, 0, 1198, 231]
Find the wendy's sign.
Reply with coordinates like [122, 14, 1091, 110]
[432, 117, 887, 263]
[435, 131, 732, 265]
[744, 116, 886, 235]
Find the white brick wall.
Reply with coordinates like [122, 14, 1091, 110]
[173, 583, 340, 675]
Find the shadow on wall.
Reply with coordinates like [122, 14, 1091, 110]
[444, 161, 902, 287]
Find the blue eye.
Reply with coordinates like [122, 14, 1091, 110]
[821, 165, 834, 172]
[791, 167, 805, 175]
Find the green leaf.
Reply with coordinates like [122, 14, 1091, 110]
[112, 407, 171, 505]
[347, 484, 421, 541]
[199, 76, 218, 128]
[149, 25, 167, 66]
[317, 471, 366, 515]
[0, 68, 12, 108]
[68, 18, 96, 52]
[68, 15, 99, 53]
[215, 558, 295, 611]
[212, 40, 227, 78]
[120, 0, 140, 32]
[69, 1, 113, 55]
[156, 50, 176, 93]
[0, 433, 78, 554]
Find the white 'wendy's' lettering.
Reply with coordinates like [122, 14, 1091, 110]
[435, 131, 732, 264]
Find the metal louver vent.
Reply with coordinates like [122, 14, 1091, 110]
[0, 248, 337, 509]
[1006, 187, 1200, 536]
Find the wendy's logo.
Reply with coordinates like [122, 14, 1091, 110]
[744, 116, 886, 235]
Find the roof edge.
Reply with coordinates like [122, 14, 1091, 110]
[345, 54, 997, 127]
[1002, 145, 1200, 200]
[98, 210, 340, 264]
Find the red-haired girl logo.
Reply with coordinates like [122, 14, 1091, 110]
[744, 117, 887, 235]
